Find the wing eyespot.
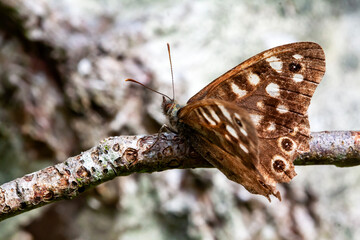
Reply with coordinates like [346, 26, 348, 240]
[281, 138, 293, 151]
[273, 159, 286, 173]
[277, 137, 297, 154]
[289, 62, 302, 72]
[235, 119, 243, 127]
[258, 180, 268, 189]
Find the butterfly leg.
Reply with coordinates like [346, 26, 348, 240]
[143, 124, 178, 153]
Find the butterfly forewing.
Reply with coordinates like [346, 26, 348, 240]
[184, 42, 325, 189]
[187, 42, 324, 105]
[178, 99, 279, 199]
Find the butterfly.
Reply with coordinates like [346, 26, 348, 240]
[129, 42, 325, 201]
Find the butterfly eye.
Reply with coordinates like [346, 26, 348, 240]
[289, 62, 301, 72]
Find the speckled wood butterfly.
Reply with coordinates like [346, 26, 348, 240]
[129, 42, 325, 201]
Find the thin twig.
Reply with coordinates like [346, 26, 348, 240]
[0, 131, 359, 221]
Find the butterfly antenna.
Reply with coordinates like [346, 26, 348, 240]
[125, 79, 172, 101]
[167, 43, 175, 101]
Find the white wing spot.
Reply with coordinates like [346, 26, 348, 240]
[226, 125, 238, 139]
[267, 122, 276, 131]
[276, 104, 289, 114]
[257, 101, 264, 109]
[218, 105, 232, 122]
[249, 114, 263, 126]
[234, 113, 241, 119]
[293, 54, 303, 59]
[265, 83, 280, 97]
[248, 72, 260, 86]
[240, 128, 248, 137]
[207, 107, 221, 123]
[230, 82, 247, 98]
[290, 127, 299, 136]
[198, 108, 216, 125]
[292, 74, 304, 83]
[225, 134, 232, 141]
[239, 143, 249, 153]
[266, 56, 283, 73]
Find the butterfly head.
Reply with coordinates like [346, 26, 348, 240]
[124, 78, 180, 126]
[162, 96, 181, 127]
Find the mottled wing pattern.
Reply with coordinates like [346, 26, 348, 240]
[178, 99, 280, 199]
[187, 42, 326, 186]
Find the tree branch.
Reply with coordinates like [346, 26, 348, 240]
[0, 131, 359, 221]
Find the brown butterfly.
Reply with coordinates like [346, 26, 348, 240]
[129, 42, 325, 201]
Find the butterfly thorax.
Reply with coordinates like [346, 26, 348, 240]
[161, 96, 182, 129]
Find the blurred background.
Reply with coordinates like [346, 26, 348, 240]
[0, 0, 360, 239]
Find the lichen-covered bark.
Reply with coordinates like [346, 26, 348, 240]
[296, 131, 360, 167]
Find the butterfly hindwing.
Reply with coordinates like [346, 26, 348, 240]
[177, 99, 280, 199]
[186, 42, 325, 187]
